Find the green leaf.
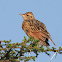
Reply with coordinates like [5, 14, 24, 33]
[24, 36, 27, 40]
[59, 47, 62, 49]
[32, 56, 35, 61]
[41, 48, 44, 52]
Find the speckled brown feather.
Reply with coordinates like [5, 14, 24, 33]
[20, 12, 56, 47]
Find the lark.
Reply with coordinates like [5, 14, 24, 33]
[19, 12, 55, 47]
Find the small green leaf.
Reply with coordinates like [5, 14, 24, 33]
[59, 47, 62, 49]
[32, 56, 35, 61]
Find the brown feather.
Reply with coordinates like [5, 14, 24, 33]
[20, 12, 56, 47]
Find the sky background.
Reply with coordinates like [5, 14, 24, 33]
[0, 0, 62, 62]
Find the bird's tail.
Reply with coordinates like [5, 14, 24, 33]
[38, 38, 50, 47]
[49, 37, 56, 46]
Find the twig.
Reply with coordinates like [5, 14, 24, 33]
[50, 51, 57, 62]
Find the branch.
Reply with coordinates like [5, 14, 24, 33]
[0, 36, 62, 62]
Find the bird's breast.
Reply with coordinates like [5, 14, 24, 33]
[22, 21, 31, 36]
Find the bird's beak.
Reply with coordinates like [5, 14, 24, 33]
[19, 14, 24, 16]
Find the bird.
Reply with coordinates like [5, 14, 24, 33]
[19, 12, 56, 47]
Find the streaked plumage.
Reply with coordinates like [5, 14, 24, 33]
[20, 12, 56, 47]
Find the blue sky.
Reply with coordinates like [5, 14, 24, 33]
[0, 0, 62, 62]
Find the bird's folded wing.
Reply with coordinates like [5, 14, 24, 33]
[28, 21, 55, 45]
[29, 20, 50, 38]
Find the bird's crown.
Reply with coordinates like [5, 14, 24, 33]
[24, 12, 33, 15]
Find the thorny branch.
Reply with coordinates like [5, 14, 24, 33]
[0, 37, 62, 62]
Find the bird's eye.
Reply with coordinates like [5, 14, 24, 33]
[27, 15, 29, 16]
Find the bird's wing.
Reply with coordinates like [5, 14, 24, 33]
[29, 20, 50, 36]
[28, 20, 55, 45]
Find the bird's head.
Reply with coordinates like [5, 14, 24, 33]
[19, 12, 35, 20]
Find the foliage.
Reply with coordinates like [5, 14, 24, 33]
[0, 36, 62, 62]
